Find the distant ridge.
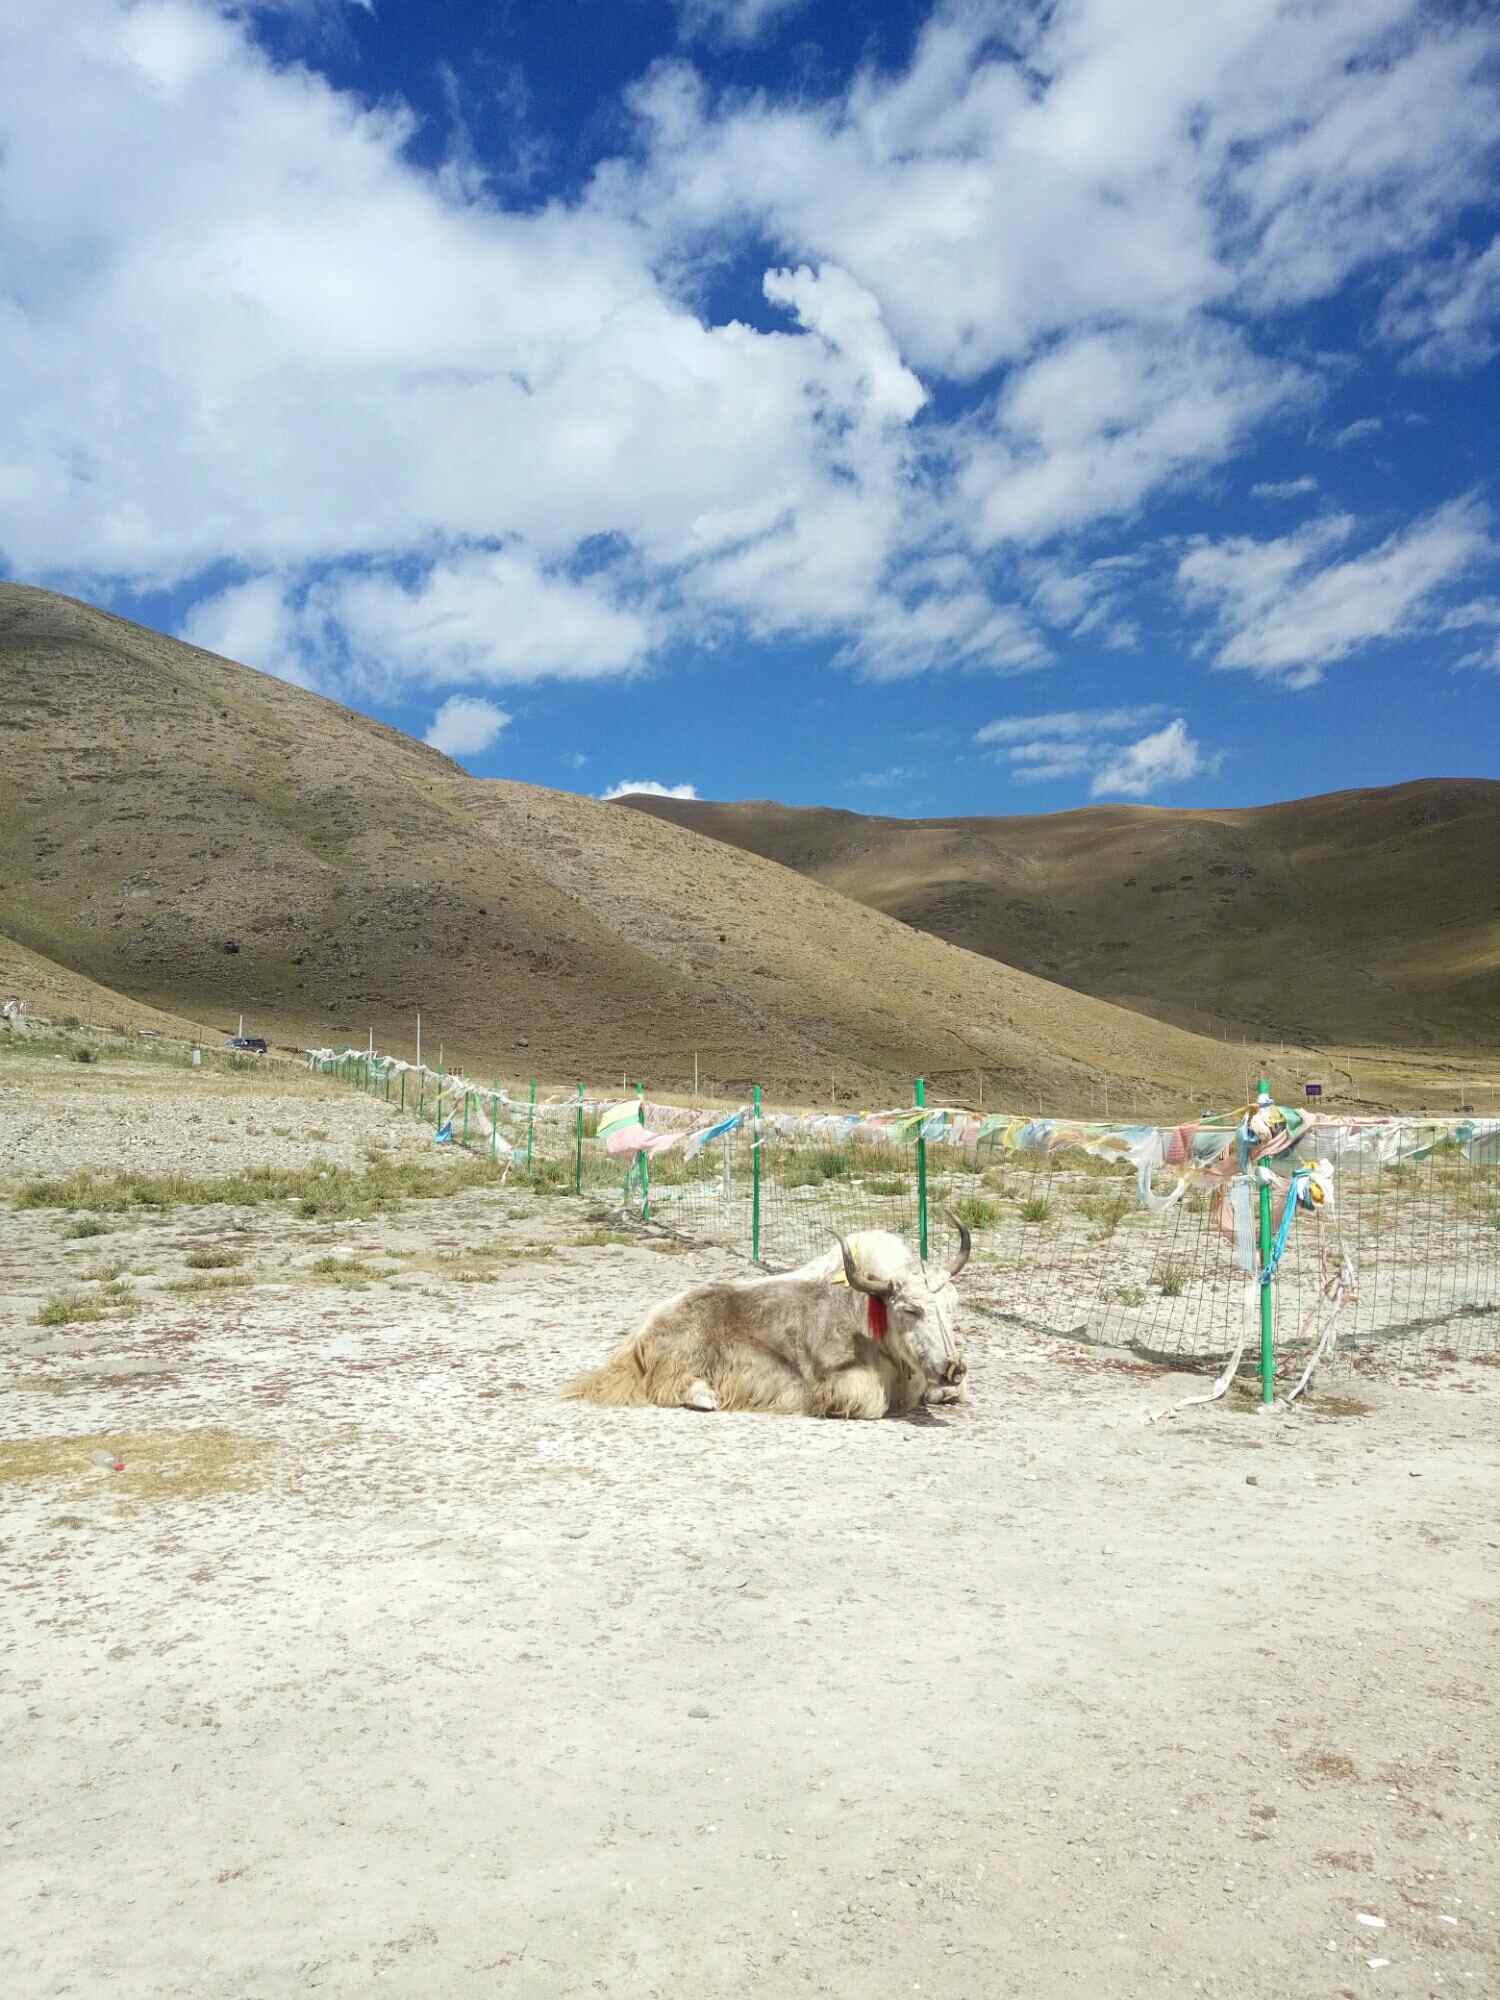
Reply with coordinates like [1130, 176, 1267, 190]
[1, 583, 1264, 1114]
[615, 782, 1500, 1051]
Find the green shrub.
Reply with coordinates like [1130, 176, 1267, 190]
[1156, 1260, 1190, 1298]
[63, 1217, 109, 1239]
[1020, 1196, 1051, 1223]
[865, 1176, 906, 1196]
[184, 1247, 243, 1269]
[71, 1046, 96, 1064]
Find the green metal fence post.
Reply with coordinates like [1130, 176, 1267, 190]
[490, 1093, 498, 1163]
[462, 1090, 470, 1149]
[915, 1075, 929, 1262]
[575, 1083, 584, 1194]
[1257, 1077, 1276, 1405]
[752, 1083, 762, 1264]
[527, 1079, 536, 1174]
[418, 1070, 425, 1119]
[400, 1069, 406, 1114]
[637, 1082, 650, 1224]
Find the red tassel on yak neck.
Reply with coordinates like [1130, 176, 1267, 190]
[866, 1296, 888, 1342]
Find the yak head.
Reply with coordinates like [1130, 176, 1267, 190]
[836, 1218, 971, 1387]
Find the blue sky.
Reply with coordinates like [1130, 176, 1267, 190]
[3, 0, 1499, 815]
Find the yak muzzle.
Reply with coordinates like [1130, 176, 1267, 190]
[943, 1357, 967, 1386]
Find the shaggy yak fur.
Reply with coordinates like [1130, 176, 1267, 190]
[561, 1224, 971, 1419]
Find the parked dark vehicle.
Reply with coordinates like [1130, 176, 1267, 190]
[226, 1036, 268, 1054]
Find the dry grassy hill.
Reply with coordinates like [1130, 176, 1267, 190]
[0, 583, 1272, 1114]
[618, 785, 1500, 1052]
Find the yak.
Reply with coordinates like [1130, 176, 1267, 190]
[561, 1221, 971, 1419]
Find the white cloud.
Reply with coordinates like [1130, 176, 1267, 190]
[957, 325, 1302, 546]
[673, 0, 806, 48]
[1091, 719, 1207, 799]
[1441, 599, 1500, 631]
[1444, 599, 1500, 674]
[763, 264, 927, 424]
[423, 694, 511, 758]
[179, 575, 318, 689]
[1178, 497, 1493, 686]
[975, 704, 1204, 797]
[1228, 21, 1500, 307]
[1379, 234, 1500, 372]
[1252, 476, 1317, 500]
[976, 706, 1165, 747]
[325, 548, 659, 689]
[1023, 555, 1143, 650]
[180, 548, 658, 693]
[1330, 417, 1383, 449]
[850, 767, 913, 790]
[600, 779, 699, 801]
[1, 0, 1498, 712]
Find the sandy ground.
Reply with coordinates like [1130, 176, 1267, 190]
[0, 1049, 455, 1183]
[3, 1065, 1499, 1999]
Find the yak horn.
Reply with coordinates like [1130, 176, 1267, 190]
[945, 1213, 972, 1280]
[838, 1235, 894, 1300]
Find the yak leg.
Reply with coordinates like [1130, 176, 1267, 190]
[816, 1363, 892, 1421]
[637, 1326, 808, 1414]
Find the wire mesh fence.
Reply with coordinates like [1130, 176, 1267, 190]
[307, 1049, 1500, 1383]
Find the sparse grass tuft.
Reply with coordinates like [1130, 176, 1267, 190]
[36, 1282, 138, 1327]
[516, 1157, 576, 1195]
[71, 1046, 96, 1064]
[864, 1176, 906, 1196]
[1072, 1189, 1134, 1236]
[308, 1256, 382, 1286]
[183, 1247, 243, 1269]
[167, 1271, 252, 1295]
[1109, 1284, 1148, 1309]
[16, 1155, 513, 1221]
[950, 1194, 1001, 1230]
[781, 1148, 855, 1189]
[63, 1216, 110, 1239]
[570, 1229, 638, 1248]
[1156, 1260, 1190, 1298]
[82, 1258, 130, 1283]
[1020, 1196, 1052, 1224]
